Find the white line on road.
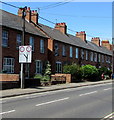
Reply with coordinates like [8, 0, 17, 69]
[104, 112, 114, 118]
[0, 110, 15, 115]
[79, 91, 97, 96]
[36, 97, 69, 107]
[103, 88, 112, 91]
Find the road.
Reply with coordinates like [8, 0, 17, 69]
[1, 82, 113, 119]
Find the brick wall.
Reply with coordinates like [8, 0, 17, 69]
[1, 26, 48, 76]
[0, 74, 19, 82]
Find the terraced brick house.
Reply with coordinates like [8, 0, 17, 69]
[0, 9, 48, 78]
[0, 7, 113, 77]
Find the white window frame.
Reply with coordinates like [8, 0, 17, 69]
[3, 58, 14, 73]
[76, 48, 79, 59]
[40, 39, 45, 53]
[94, 53, 97, 62]
[36, 60, 43, 74]
[102, 55, 104, 63]
[90, 52, 93, 61]
[29, 36, 34, 51]
[54, 43, 59, 56]
[56, 62, 62, 73]
[62, 45, 66, 56]
[98, 54, 101, 62]
[85, 50, 88, 60]
[2, 30, 8, 47]
[16, 34, 22, 48]
[81, 49, 84, 60]
[70, 46, 73, 58]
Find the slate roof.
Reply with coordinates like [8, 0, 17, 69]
[38, 23, 112, 56]
[0, 9, 112, 56]
[0, 9, 47, 38]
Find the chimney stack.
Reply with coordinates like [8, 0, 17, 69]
[18, 7, 38, 24]
[91, 37, 100, 46]
[101, 40, 111, 50]
[31, 10, 38, 24]
[76, 31, 86, 42]
[55, 23, 67, 34]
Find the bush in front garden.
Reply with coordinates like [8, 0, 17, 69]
[98, 67, 112, 79]
[63, 63, 82, 82]
[81, 65, 99, 81]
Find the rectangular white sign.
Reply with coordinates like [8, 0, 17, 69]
[19, 45, 32, 63]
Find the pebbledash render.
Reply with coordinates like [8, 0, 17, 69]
[0, 7, 112, 78]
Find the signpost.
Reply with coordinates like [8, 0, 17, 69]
[19, 45, 32, 63]
[19, 45, 32, 89]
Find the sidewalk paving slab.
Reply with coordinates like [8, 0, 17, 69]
[0, 79, 113, 98]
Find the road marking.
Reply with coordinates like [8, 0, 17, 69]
[0, 101, 6, 104]
[104, 112, 114, 118]
[104, 88, 111, 91]
[0, 110, 15, 115]
[79, 91, 97, 96]
[36, 97, 69, 107]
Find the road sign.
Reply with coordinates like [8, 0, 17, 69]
[19, 45, 32, 63]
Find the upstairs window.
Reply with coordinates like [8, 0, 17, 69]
[40, 39, 45, 53]
[62, 45, 66, 56]
[94, 53, 97, 62]
[70, 46, 73, 58]
[85, 50, 88, 60]
[76, 48, 79, 59]
[102, 55, 104, 62]
[2, 30, 8, 47]
[98, 54, 101, 62]
[54, 43, 59, 56]
[90, 52, 93, 61]
[29, 36, 34, 51]
[81, 49, 84, 59]
[16, 34, 22, 48]
[3, 57, 14, 73]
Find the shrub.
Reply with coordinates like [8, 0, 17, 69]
[41, 75, 50, 82]
[63, 63, 82, 81]
[34, 74, 42, 79]
[98, 67, 112, 79]
[81, 65, 99, 81]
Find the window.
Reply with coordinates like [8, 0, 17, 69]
[81, 49, 84, 59]
[40, 39, 45, 53]
[94, 53, 97, 62]
[76, 48, 78, 58]
[2, 30, 8, 47]
[106, 56, 110, 63]
[16, 34, 22, 48]
[54, 43, 59, 56]
[36, 60, 43, 74]
[90, 52, 93, 61]
[29, 36, 34, 51]
[98, 54, 101, 62]
[3, 58, 14, 73]
[70, 46, 73, 58]
[62, 45, 66, 56]
[102, 55, 104, 63]
[85, 50, 88, 60]
[56, 62, 62, 73]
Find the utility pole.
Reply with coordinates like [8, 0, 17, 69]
[20, 6, 26, 89]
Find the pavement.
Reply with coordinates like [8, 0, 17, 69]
[0, 79, 113, 98]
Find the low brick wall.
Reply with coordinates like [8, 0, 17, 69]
[0, 74, 19, 82]
[0, 74, 19, 90]
[51, 74, 71, 83]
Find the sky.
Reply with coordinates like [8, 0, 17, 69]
[1, 1, 113, 43]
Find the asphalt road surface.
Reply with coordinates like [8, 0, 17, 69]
[1, 82, 113, 119]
